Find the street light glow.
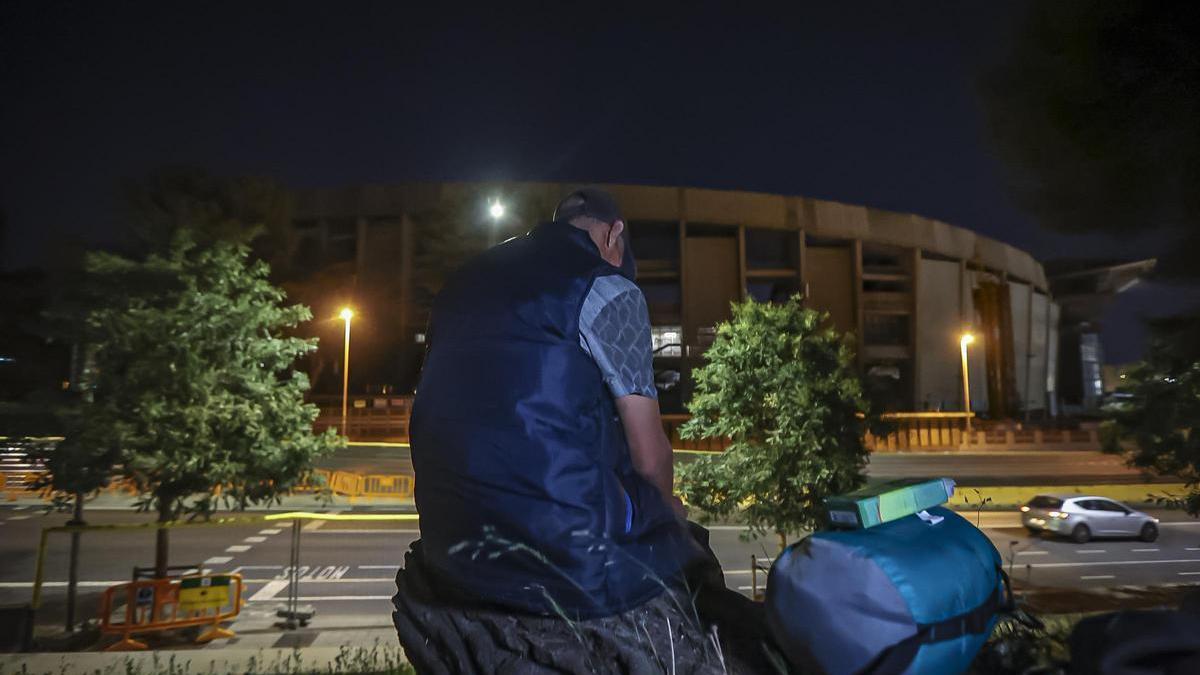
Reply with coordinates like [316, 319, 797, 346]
[489, 200, 505, 220]
[960, 330, 975, 441]
[340, 307, 355, 437]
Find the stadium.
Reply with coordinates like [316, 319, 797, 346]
[290, 181, 1060, 418]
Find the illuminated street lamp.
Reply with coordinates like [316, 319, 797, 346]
[960, 332, 975, 440]
[340, 307, 354, 436]
[487, 199, 505, 246]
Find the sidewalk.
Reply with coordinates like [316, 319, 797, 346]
[2, 643, 410, 675]
[2, 491, 415, 511]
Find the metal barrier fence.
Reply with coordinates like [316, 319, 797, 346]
[31, 512, 420, 644]
[99, 573, 244, 651]
[5, 467, 414, 504]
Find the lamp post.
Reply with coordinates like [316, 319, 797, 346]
[487, 199, 505, 247]
[960, 332, 975, 440]
[340, 307, 354, 437]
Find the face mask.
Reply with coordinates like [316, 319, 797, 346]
[619, 235, 637, 281]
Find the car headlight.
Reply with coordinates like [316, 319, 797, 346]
[1047, 511, 1069, 519]
[1020, 506, 1030, 512]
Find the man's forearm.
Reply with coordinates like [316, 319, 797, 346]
[630, 428, 674, 499]
[614, 395, 677, 501]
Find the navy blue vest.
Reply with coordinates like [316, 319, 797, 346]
[410, 221, 701, 618]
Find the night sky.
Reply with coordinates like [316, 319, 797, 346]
[3, 1, 1197, 362]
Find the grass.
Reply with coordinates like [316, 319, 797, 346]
[0, 643, 414, 675]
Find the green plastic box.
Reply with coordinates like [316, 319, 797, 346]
[824, 477, 956, 529]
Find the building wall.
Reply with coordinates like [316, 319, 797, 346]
[1009, 281, 1032, 411]
[1047, 302, 1060, 415]
[806, 245, 856, 337]
[917, 257, 963, 411]
[965, 269, 991, 413]
[291, 181, 1055, 416]
[1028, 291, 1050, 411]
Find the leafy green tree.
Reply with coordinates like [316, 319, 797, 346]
[122, 166, 294, 271]
[676, 296, 875, 551]
[1103, 316, 1200, 515]
[82, 233, 339, 577]
[983, 1, 1200, 281]
[411, 184, 560, 311]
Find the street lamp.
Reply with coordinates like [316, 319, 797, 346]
[340, 307, 354, 437]
[487, 199, 505, 246]
[960, 332, 975, 440]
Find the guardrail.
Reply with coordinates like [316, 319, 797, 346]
[99, 573, 244, 651]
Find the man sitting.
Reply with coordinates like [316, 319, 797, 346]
[391, 188, 760, 673]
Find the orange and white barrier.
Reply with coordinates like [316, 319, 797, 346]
[98, 573, 243, 651]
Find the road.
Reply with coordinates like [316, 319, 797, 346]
[3, 504, 1200, 650]
[326, 444, 1164, 486]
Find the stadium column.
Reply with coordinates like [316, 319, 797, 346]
[911, 247, 922, 410]
[852, 239, 865, 370]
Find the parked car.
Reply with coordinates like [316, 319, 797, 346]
[1020, 494, 1158, 544]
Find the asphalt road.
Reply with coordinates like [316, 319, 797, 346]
[4, 504, 1200, 648]
[325, 444, 1163, 487]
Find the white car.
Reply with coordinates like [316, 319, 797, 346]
[1021, 494, 1159, 544]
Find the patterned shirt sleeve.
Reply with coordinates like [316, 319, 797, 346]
[578, 275, 658, 399]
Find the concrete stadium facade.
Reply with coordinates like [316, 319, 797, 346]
[291, 182, 1059, 417]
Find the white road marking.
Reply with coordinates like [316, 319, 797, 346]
[358, 565, 400, 570]
[259, 529, 282, 535]
[303, 511, 341, 532]
[252, 577, 393, 583]
[0, 581, 122, 588]
[1080, 575, 1115, 580]
[1161, 522, 1200, 527]
[248, 579, 289, 602]
[722, 570, 753, 575]
[1016, 551, 1049, 556]
[7, 515, 30, 521]
[1076, 550, 1106, 554]
[204, 556, 233, 565]
[1178, 572, 1200, 576]
[1132, 548, 1160, 552]
[243, 536, 268, 543]
[307, 529, 420, 534]
[225, 545, 252, 553]
[1186, 548, 1200, 552]
[5, 577, 422, 588]
[248, 595, 393, 602]
[273, 565, 352, 581]
[1030, 558, 1200, 569]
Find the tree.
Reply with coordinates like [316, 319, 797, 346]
[982, 1, 1200, 281]
[411, 184, 560, 312]
[122, 166, 294, 272]
[676, 296, 875, 552]
[1103, 316, 1200, 516]
[82, 233, 340, 577]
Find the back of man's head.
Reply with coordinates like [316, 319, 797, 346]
[554, 187, 623, 228]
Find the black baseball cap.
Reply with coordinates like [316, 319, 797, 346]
[553, 186, 623, 225]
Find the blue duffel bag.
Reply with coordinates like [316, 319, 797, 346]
[765, 506, 1010, 675]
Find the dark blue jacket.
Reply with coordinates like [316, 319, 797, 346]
[410, 221, 701, 618]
